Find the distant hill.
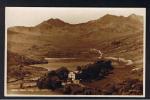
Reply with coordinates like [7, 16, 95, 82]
[7, 14, 143, 60]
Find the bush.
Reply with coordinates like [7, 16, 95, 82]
[37, 67, 69, 90]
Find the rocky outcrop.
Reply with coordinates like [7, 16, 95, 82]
[7, 51, 48, 66]
[116, 79, 143, 95]
[102, 78, 143, 95]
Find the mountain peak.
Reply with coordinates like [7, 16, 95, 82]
[95, 14, 120, 23]
[101, 14, 118, 18]
[47, 18, 64, 23]
[99, 14, 119, 21]
[46, 18, 66, 25]
[128, 14, 143, 23]
[128, 14, 139, 19]
[37, 18, 69, 27]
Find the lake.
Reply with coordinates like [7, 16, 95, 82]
[33, 58, 93, 71]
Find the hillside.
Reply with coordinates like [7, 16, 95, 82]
[7, 14, 143, 61]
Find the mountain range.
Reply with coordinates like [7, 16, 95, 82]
[7, 14, 143, 63]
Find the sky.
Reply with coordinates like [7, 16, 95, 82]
[5, 7, 146, 28]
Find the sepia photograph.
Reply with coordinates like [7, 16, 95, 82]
[5, 7, 145, 97]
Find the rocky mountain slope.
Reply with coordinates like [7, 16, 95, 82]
[7, 14, 143, 63]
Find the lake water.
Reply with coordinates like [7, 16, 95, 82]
[33, 58, 93, 71]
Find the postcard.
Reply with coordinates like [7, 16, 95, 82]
[5, 7, 146, 97]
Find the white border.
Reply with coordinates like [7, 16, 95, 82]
[4, 7, 146, 98]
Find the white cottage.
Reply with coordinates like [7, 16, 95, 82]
[68, 72, 76, 81]
[68, 71, 79, 84]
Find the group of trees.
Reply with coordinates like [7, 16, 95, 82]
[76, 60, 113, 81]
[37, 60, 113, 90]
